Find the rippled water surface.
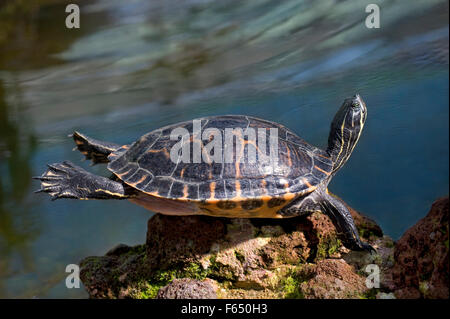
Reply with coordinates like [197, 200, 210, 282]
[0, 0, 448, 298]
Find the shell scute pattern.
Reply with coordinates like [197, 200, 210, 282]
[107, 116, 333, 204]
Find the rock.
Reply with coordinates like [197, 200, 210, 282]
[343, 235, 395, 291]
[80, 245, 149, 299]
[146, 215, 226, 269]
[156, 278, 217, 299]
[78, 197, 449, 299]
[298, 259, 367, 299]
[106, 243, 132, 256]
[388, 197, 449, 299]
[80, 206, 383, 299]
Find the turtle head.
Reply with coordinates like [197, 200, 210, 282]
[327, 94, 367, 174]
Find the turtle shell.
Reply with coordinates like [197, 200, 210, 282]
[107, 115, 332, 215]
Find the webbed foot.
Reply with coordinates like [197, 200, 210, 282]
[33, 161, 91, 200]
[71, 131, 120, 164]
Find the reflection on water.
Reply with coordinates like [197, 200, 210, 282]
[0, 80, 40, 296]
[0, 0, 448, 298]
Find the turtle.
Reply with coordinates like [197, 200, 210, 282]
[34, 94, 374, 252]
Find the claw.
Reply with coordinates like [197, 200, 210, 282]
[345, 240, 377, 254]
[33, 176, 62, 181]
[361, 242, 377, 254]
[62, 160, 75, 167]
[367, 245, 377, 255]
[35, 187, 59, 195]
[46, 163, 65, 172]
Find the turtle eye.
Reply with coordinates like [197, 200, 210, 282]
[351, 101, 360, 108]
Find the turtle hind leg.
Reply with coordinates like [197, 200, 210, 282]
[71, 131, 121, 164]
[34, 161, 131, 200]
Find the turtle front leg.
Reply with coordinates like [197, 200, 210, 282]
[320, 192, 375, 253]
[34, 161, 131, 200]
[279, 192, 322, 217]
[279, 191, 375, 253]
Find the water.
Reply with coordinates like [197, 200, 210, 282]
[0, 0, 448, 298]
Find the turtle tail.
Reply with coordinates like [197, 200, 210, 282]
[71, 131, 121, 164]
